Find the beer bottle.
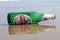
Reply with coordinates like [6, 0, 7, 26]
[7, 12, 55, 25]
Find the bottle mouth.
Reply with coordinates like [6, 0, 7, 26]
[54, 15, 56, 19]
[51, 14, 56, 19]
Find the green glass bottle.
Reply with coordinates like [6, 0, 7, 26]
[7, 12, 55, 25]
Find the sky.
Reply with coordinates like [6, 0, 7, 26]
[0, 0, 60, 6]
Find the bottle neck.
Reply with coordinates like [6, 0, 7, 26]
[41, 14, 55, 21]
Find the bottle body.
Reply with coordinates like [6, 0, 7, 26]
[7, 12, 55, 25]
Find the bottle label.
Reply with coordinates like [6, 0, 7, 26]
[13, 14, 32, 24]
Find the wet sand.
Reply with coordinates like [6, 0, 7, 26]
[9, 24, 56, 35]
[0, 24, 57, 40]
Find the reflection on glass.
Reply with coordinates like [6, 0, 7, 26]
[8, 24, 56, 35]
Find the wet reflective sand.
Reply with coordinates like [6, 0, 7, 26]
[9, 24, 56, 35]
[0, 24, 57, 40]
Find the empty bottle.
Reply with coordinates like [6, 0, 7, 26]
[7, 12, 55, 25]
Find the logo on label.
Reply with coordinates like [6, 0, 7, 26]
[13, 14, 32, 24]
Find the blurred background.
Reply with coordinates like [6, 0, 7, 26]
[0, 0, 60, 40]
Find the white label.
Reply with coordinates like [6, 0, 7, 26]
[13, 14, 32, 24]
